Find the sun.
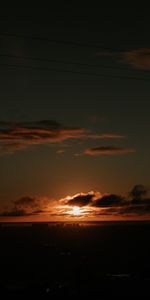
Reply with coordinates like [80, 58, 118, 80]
[71, 206, 81, 216]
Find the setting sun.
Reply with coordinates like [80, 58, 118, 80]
[71, 206, 81, 216]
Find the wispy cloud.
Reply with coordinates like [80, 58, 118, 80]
[0, 195, 51, 217]
[122, 48, 150, 70]
[97, 48, 150, 70]
[88, 133, 126, 139]
[0, 120, 128, 154]
[0, 120, 86, 154]
[84, 146, 136, 155]
[56, 149, 65, 154]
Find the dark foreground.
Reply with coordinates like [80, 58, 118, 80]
[0, 221, 150, 299]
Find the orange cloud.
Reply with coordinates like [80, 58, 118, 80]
[97, 48, 150, 70]
[122, 48, 150, 70]
[0, 186, 150, 220]
[84, 146, 136, 155]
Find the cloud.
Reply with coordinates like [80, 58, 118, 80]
[119, 202, 150, 216]
[65, 192, 96, 207]
[122, 48, 150, 70]
[63, 192, 125, 209]
[94, 207, 122, 216]
[56, 149, 65, 154]
[60, 186, 150, 218]
[0, 120, 86, 154]
[0, 209, 30, 217]
[97, 48, 150, 70]
[92, 189, 150, 217]
[129, 185, 148, 202]
[92, 194, 125, 207]
[0, 208, 47, 217]
[0, 120, 127, 154]
[91, 199, 150, 217]
[1, 185, 150, 219]
[88, 133, 126, 139]
[14, 196, 40, 209]
[84, 146, 136, 155]
[0, 195, 51, 217]
[14, 196, 51, 212]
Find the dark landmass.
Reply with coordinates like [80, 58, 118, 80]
[0, 221, 150, 298]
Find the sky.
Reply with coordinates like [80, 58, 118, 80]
[0, 7, 150, 221]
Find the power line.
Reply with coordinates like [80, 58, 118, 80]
[0, 53, 148, 73]
[0, 62, 150, 82]
[0, 32, 118, 51]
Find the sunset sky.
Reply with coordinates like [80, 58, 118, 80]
[0, 7, 150, 221]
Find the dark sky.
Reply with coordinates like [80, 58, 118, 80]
[0, 7, 150, 216]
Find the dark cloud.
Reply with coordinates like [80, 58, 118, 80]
[63, 186, 150, 218]
[92, 200, 150, 217]
[66, 193, 95, 207]
[14, 196, 40, 210]
[14, 195, 50, 212]
[92, 194, 125, 207]
[84, 146, 136, 155]
[94, 207, 122, 216]
[129, 185, 148, 202]
[93, 190, 150, 217]
[0, 195, 51, 217]
[0, 120, 86, 153]
[0, 207, 49, 217]
[118, 199, 150, 216]
[0, 209, 30, 217]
